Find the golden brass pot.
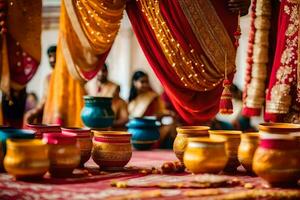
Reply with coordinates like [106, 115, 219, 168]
[92, 131, 132, 170]
[184, 138, 227, 174]
[4, 139, 49, 179]
[173, 126, 210, 163]
[209, 130, 241, 172]
[238, 132, 259, 173]
[43, 133, 80, 177]
[253, 123, 300, 185]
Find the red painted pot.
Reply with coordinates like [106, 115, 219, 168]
[26, 124, 61, 139]
[92, 131, 132, 170]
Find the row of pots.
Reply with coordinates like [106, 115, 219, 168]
[173, 123, 300, 186]
[0, 125, 133, 179]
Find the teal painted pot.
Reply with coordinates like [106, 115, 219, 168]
[81, 96, 115, 129]
[127, 117, 160, 150]
[0, 129, 35, 170]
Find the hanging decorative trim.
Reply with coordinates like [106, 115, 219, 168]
[242, 0, 271, 117]
[234, 11, 242, 48]
[219, 53, 233, 114]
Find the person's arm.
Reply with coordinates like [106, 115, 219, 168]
[112, 100, 129, 128]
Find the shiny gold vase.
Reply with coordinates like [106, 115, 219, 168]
[62, 127, 92, 168]
[253, 123, 300, 185]
[173, 126, 210, 163]
[4, 139, 49, 179]
[92, 131, 132, 170]
[43, 133, 80, 177]
[238, 132, 259, 173]
[184, 138, 227, 174]
[209, 130, 241, 172]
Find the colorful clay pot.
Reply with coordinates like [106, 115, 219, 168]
[43, 133, 80, 177]
[0, 129, 35, 171]
[92, 131, 132, 170]
[61, 127, 92, 168]
[127, 117, 160, 150]
[173, 126, 210, 163]
[4, 139, 49, 179]
[81, 96, 115, 128]
[238, 132, 259, 173]
[209, 130, 241, 172]
[253, 123, 300, 186]
[183, 138, 227, 174]
[25, 123, 61, 138]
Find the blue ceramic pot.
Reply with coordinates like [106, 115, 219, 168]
[0, 129, 35, 170]
[127, 117, 160, 150]
[81, 96, 115, 129]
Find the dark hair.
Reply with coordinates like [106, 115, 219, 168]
[129, 71, 147, 102]
[102, 63, 108, 71]
[27, 92, 38, 102]
[47, 45, 57, 55]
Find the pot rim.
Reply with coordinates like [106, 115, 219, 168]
[241, 132, 259, 139]
[83, 96, 113, 100]
[93, 131, 131, 137]
[61, 127, 91, 132]
[259, 123, 300, 133]
[26, 123, 61, 128]
[176, 126, 210, 135]
[209, 130, 241, 138]
[0, 129, 36, 136]
[6, 139, 45, 147]
[188, 137, 225, 144]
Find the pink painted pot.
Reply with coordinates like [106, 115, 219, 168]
[43, 133, 80, 177]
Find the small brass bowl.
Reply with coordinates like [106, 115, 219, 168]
[209, 130, 241, 172]
[238, 132, 259, 173]
[92, 131, 132, 171]
[4, 139, 49, 179]
[184, 138, 227, 174]
[173, 126, 210, 163]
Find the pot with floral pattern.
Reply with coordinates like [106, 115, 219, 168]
[92, 131, 132, 170]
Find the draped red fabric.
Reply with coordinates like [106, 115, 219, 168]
[126, 0, 236, 124]
[264, 0, 299, 122]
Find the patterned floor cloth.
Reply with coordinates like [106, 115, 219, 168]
[0, 150, 300, 200]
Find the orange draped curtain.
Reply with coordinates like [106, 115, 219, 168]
[43, 0, 125, 127]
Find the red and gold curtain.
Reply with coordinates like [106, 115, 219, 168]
[264, 0, 300, 122]
[1, 0, 41, 94]
[43, 0, 125, 126]
[126, 0, 238, 124]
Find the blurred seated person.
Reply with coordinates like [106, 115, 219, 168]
[23, 45, 56, 125]
[25, 92, 39, 112]
[94, 64, 129, 129]
[128, 71, 166, 118]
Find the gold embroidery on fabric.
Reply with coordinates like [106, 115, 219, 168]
[177, 0, 236, 77]
[138, 0, 231, 91]
[266, 2, 299, 113]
